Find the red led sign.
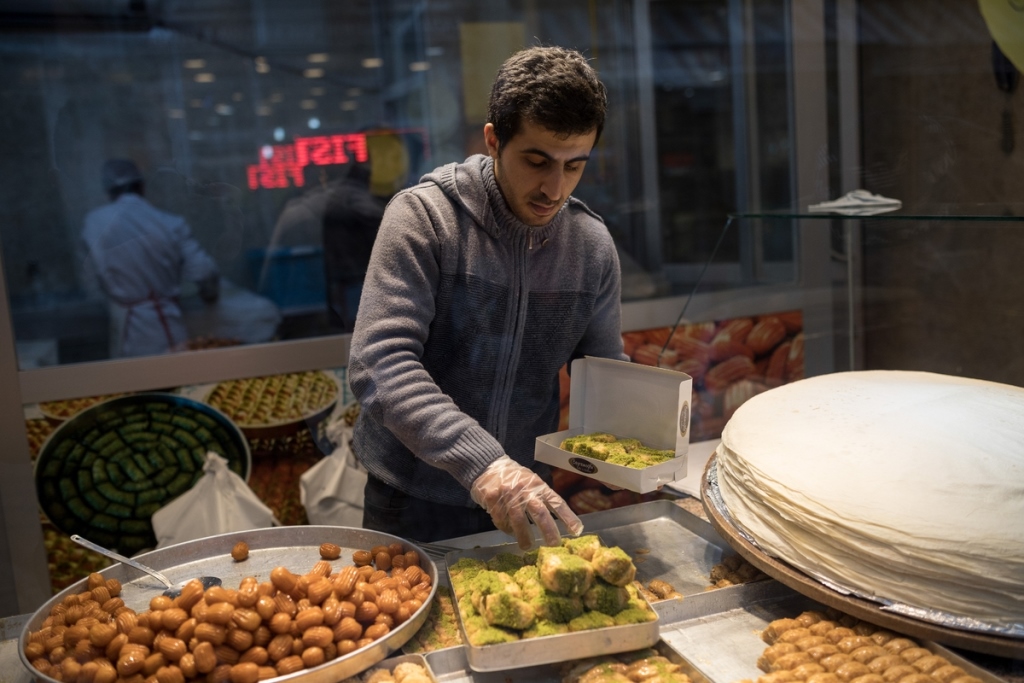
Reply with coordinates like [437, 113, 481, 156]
[246, 133, 368, 190]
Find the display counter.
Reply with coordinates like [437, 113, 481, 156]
[8, 500, 1019, 683]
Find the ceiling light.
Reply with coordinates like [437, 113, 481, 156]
[345, 88, 362, 97]
[340, 100, 358, 111]
[194, 73, 216, 83]
[184, 59, 206, 69]
[300, 99, 317, 110]
[256, 105, 272, 116]
[310, 87, 325, 96]
[307, 117, 321, 130]
[425, 46, 444, 57]
[261, 145, 274, 159]
[307, 53, 329, 63]
[303, 68, 325, 79]
[255, 58, 270, 74]
[215, 104, 233, 115]
[273, 127, 286, 141]
[409, 61, 430, 72]
[361, 58, 383, 69]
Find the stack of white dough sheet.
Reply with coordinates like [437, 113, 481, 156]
[716, 370, 1024, 630]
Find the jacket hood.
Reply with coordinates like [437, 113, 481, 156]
[420, 154, 602, 243]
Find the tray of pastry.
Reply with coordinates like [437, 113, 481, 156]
[443, 537, 661, 671]
[204, 370, 340, 438]
[435, 500, 767, 610]
[19, 526, 439, 683]
[655, 580, 1005, 683]
[422, 637, 713, 683]
[701, 455, 1024, 659]
[339, 652, 440, 682]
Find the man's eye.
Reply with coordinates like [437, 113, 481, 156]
[565, 164, 581, 173]
[526, 158, 546, 168]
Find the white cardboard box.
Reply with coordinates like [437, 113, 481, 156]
[535, 356, 692, 493]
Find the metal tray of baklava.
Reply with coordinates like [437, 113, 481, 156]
[438, 500, 738, 606]
[655, 582, 1007, 683]
[444, 540, 661, 672]
[422, 636, 714, 683]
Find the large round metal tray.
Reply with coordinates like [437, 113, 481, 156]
[34, 393, 251, 555]
[19, 526, 439, 683]
[701, 454, 1024, 659]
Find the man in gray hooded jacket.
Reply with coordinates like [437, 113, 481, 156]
[348, 46, 628, 548]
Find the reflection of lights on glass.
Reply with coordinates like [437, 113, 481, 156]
[215, 104, 233, 115]
[232, 92, 243, 102]
[426, 46, 444, 57]
[270, 92, 284, 103]
[255, 56, 270, 74]
[409, 61, 430, 72]
[256, 105, 272, 116]
[310, 87, 325, 96]
[184, 59, 206, 69]
[307, 53, 329, 63]
[340, 100, 358, 111]
[188, 131, 204, 141]
[189, 99, 203, 108]
[345, 87, 362, 97]
[168, 109, 185, 119]
[303, 68, 324, 79]
[300, 99, 317, 110]
[261, 145, 274, 160]
[308, 117, 321, 129]
[361, 57, 383, 68]
[194, 72, 216, 83]
[273, 127, 286, 141]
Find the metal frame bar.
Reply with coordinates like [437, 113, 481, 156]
[836, 0, 863, 371]
[632, 0, 663, 272]
[789, 0, 833, 378]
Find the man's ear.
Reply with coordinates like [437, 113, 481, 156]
[483, 123, 500, 158]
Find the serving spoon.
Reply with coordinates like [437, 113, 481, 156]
[71, 534, 222, 598]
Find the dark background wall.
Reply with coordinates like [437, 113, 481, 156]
[859, 0, 1024, 386]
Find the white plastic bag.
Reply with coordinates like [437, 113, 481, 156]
[300, 407, 367, 526]
[152, 452, 280, 548]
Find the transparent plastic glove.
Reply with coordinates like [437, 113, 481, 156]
[470, 455, 584, 549]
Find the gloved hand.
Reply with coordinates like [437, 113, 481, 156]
[470, 455, 584, 549]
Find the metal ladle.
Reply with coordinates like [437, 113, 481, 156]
[71, 534, 222, 598]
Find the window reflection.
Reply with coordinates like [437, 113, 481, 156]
[1, 0, 791, 368]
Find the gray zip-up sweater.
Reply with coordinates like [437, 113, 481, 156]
[348, 154, 627, 507]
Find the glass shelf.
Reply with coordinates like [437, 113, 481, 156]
[730, 203, 1024, 221]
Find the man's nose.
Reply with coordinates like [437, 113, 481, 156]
[539, 168, 565, 201]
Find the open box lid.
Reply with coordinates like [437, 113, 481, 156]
[568, 356, 691, 452]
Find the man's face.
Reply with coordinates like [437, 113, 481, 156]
[484, 120, 597, 227]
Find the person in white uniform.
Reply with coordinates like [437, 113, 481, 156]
[83, 159, 220, 357]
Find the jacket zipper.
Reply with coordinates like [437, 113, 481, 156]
[490, 231, 531, 444]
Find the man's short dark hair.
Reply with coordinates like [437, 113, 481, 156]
[487, 46, 608, 151]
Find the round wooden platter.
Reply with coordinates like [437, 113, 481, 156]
[700, 455, 1024, 659]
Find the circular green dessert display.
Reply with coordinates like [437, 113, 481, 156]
[34, 393, 250, 555]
